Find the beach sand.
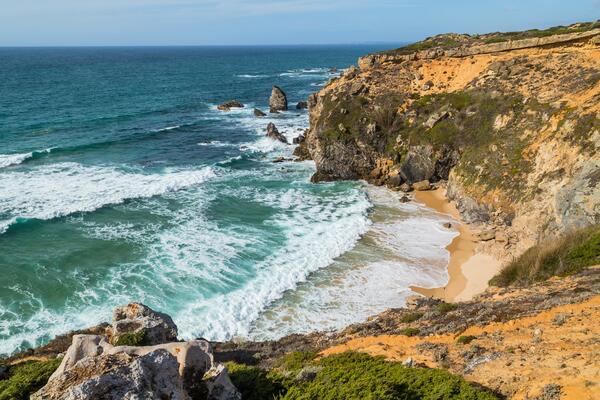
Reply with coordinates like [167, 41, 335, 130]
[410, 188, 502, 302]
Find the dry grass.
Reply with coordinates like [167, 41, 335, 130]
[490, 225, 600, 286]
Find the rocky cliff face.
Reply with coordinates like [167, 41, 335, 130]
[300, 22, 600, 253]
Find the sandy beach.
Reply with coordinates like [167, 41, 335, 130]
[410, 188, 502, 302]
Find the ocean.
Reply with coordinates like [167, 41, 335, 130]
[0, 45, 457, 356]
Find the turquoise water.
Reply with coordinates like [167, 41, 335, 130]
[0, 45, 455, 356]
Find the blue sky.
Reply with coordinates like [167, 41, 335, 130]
[0, 0, 598, 46]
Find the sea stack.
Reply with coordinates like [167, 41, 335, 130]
[269, 86, 288, 113]
[266, 122, 288, 143]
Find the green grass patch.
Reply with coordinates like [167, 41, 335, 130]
[279, 351, 318, 372]
[457, 336, 478, 345]
[436, 303, 458, 313]
[226, 362, 289, 400]
[490, 225, 600, 286]
[114, 329, 148, 346]
[399, 328, 421, 337]
[400, 312, 424, 324]
[0, 359, 61, 400]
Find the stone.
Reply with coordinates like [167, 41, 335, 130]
[443, 222, 452, 229]
[399, 183, 412, 192]
[269, 86, 288, 113]
[476, 229, 496, 241]
[387, 174, 402, 187]
[266, 122, 288, 143]
[296, 101, 308, 110]
[424, 110, 450, 129]
[34, 333, 240, 400]
[400, 146, 435, 183]
[422, 80, 434, 90]
[412, 180, 432, 191]
[399, 195, 411, 203]
[293, 134, 305, 144]
[253, 108, 266, 117]
[402, 357, 414, 367]
[272, 157, 286, 163]
[295, 366, 322, 382]
[106, 303, 177, 346]
[217, 100, 244, 111]
[328, 67, 338, 73]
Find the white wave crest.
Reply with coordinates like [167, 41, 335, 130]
[0, 162, 214, 234]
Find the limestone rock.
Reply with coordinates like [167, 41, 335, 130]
[412, 180, 432, 191]
[266, 122, 288, 143]
[269, 86, 288, 113]
[217, 100, 244, 111]
[34, 333, 240, 400]
[424, 110, 450, 129]
[253, 108, 266, 117]
[107, 303, 177, 346]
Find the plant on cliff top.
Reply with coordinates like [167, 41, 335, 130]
[0, 358, 61, 400]
[490, 224, 600, 286]
[228, 352, 498, 400]
[114, 329, 148, 346]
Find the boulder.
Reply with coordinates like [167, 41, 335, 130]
[296, 101, 308, 110]
[269, 86, 288, 113]
[106, 302, 177, 346]
[400, 146, 435, 183]
[34, 331, 240, 400]
[424, 110, 450, 129]
[293, 134, 305, 144]
[412, 180, 432, 191]
[217, 100, 244, 111]
[253, 108, 267, 117]
[266, 122, 288, 143]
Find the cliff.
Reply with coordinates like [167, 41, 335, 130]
[298, 21, 600, 257]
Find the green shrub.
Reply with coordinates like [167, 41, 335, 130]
[279, 351, 318, 372]
[490, 225, 600, 287]
[114, 330, 148, 346]
[436, 303, 458, 313]
[282, 352, 498, 400]
[457, 336, 478, 345]
[400, 312, 424, 323]
[226, 362, 289, 400]
[399, 328, 421, 337]
[0, 358, 61, 400]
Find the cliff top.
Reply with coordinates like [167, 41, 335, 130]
[380, 20, 600, 57]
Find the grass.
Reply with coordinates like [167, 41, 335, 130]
[399, 328, 421, 337]
[490, 225, 600, 286]
[229, 352, 498, 400]
[400, 312, 424, 323]
[0, 359, 61, 400]
[436, 303, 458, 314]
[114, 329, 148, 346]
[457, 336, 478, 345]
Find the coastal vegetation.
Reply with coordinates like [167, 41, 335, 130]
[0, 359, 61, 400]
[227, 352, 498, 400]
[490, 225, 600, 286]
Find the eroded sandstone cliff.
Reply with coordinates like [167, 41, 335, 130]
[298, 21, 600, 256]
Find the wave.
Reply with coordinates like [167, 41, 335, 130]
[0, 162, 214, 235]
[236, 74, 268, 78]
[0, 148, 53, 168]
[155, 125, 181, 132]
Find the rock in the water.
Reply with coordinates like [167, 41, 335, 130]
[269, 86, 288, 113]
[399, 195, 411, 203]
[412, 180, 432, 191]
[107, 302, 178, 346]
[34, 330, 240, 400]
[217, 100, 245, 111]
[293, 134, 306, 144]
[253, 108, 266, 117]
[443, 222, 453, 229]
[266, 122, 288, 143]
[296, 101, 308, 110]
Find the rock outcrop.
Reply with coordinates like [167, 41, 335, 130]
[269, 86, 288, 113]
[217, 100, 244, 111]
[106, 302, 177, 346]
[33, 303, 240, 400]
[253, 108, 266, 117]
[296, 101, 308, 110]
[302, 21, 600, 254]
[266, 122, 288, 143]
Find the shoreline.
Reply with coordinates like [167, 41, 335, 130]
[410, 187, 502, 302]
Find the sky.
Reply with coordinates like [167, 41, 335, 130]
[0, 0, 598, 46]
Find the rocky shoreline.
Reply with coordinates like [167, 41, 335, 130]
[2, 21, 599, 399]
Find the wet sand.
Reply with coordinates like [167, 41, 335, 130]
[410, 188, 502, 302]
